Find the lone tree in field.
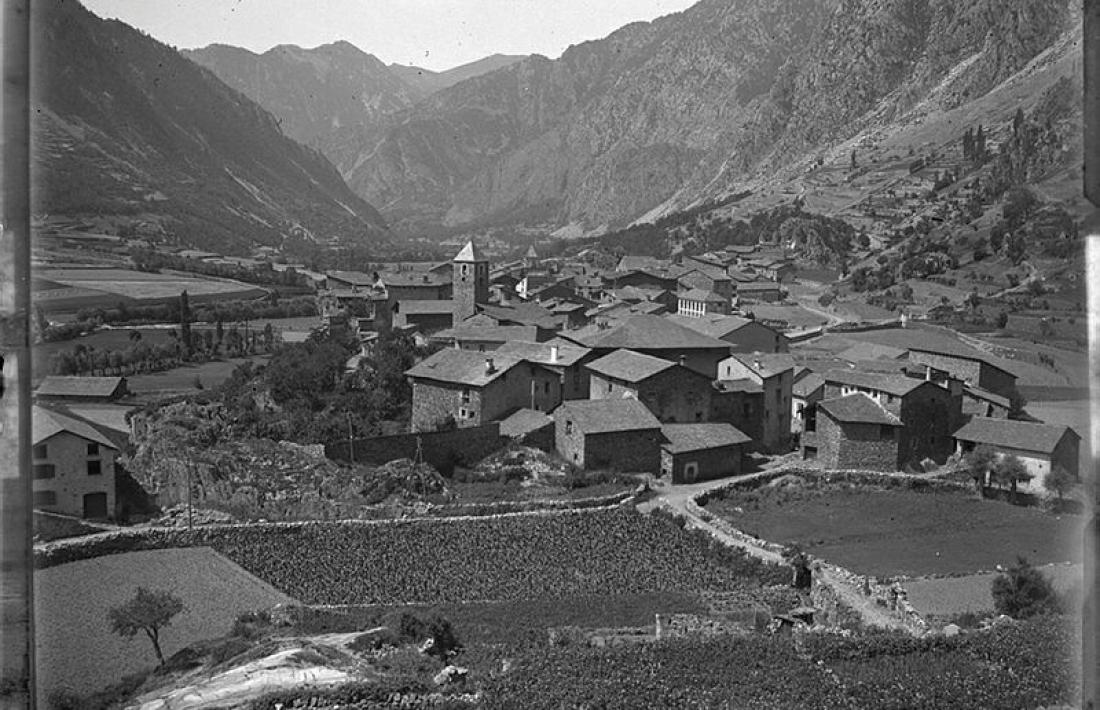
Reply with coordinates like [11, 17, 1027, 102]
[965, 445, 997, 494]
[992, 556, 1058, 619]
[108, 587, 184, 666]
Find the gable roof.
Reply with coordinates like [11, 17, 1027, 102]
[713, 378, 764, 394]
[499, 408, 553, 438]
[326, 270, 376, 287]
[586, 349, 677, 383]
[33, 405, 118, 449]
[476, 302, 558, 329]
[661, 423, 752, 453]
[953, 417, 1077, 454]
[736, 281, 782, 291]
[568, 314, 731, 350]
[431, 325, 538, 344]
[729, 352, 795, 378]
[496, 339, 591, 367]
[666, 313, 757, 339]
[405, 349, 523, 387]
[453, 240, 487, 262]
[35, 376, 126, 399]
[962, 385, 1011, 410]
[556, 398, 661, 434]
[398, 299, 456, 315]
[792, 373, 826, 398]
[908, 341, 1016, 378]
[818, 393, 902, 426]
[838, 342, 908, 363]
[678, 288, 727, 303]
[822, 368, 927, 397]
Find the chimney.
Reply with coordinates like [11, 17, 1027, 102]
[485, 358, 495, 374]
[925, 365, 932, 381]
[550, 345, 559, 363]
[753, 358, 762, 371]
[679, 355, 687, 367]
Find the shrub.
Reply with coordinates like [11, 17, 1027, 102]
[992, 557, 1058, 619]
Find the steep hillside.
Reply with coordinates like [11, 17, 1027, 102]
[343, 0, 1076, 234]
[32, 1, 388, 254]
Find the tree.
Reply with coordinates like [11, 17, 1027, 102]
[179, 291, 192, 358]
[1013, 107, 1025, 137]
[108, 587, 184, 666]
[992, 556, 1058, 619]
[992, 454, 1032, 496]
[965, 445, 997, 493]
[1045, 465, 1076, 501]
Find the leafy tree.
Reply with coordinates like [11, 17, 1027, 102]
[108, 587, 184, 666]
[965, 445, 997, 493]
[992, 556, 1058, 619]
[992, 454, 1032, 495]
[1045, 465, 1076, 501]
[179, 290, 192, 357]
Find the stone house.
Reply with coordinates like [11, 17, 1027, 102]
[375, 270, 452, 301]
[32, 405, 118, 519]
[586, 349, 714, 423]
[716, 353, 795, 453]
[709, 378, 765, 446]
[953, 417, 1081, 493]
[816, 368, 963, 467]
[561, 314, 732, 378]
[666, 314, 789, 353]
[496, 339, 596, 400]
[392, 300, 456, 334]
[803, 393, 903, 471]
[961, 385, 1011, 419]
[678, 263, 733, 302]
[554, 398, 663, 471]
[660, 423, 752, 484]
[734, 281, 783, 303]
[406, 349, 561, 432]
[907, 343, 1018, 401]
[791, 370, 825, 436]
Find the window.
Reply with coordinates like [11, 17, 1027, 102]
[87, 460, 102, 476]
[607, 381, 613, 393]
[33, 491, 56, 507]
[459, 407, 471, 420]
[33, 444, 47, 460]
[34, 464, 56, 479]
[461, 389, 471, 405]
[742, 403, 751, 417]
[87, 442, 99, 456]
[880, 425, 894, 440]
[544, 381, 550, 394]
[566, 420, 573, 434]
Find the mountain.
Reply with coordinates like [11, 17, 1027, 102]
[31, 1, 388, 255]
[339, 0, 1076, 233]
[389, 54, 529, 97]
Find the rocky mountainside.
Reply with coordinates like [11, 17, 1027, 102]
[32, 0, 388, 254]
[341, 0, 1076, 234]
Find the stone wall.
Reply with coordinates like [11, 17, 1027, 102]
[583, 430, 663, 472]
[326, 423, 506, 471]
[664, 443, 742, 483]
[816, 415, 899, 471]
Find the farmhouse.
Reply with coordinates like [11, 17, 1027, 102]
[406, 349, 561, 432]
[817, 369, 963, 466]
[907, 343, 1018, 400]
[716, 353, 794, 453]
[554, 398, 663, 471]
[676, 288, 731, 317]
[734, 281, 783, 302]
[953, 417, 1080, 492]
[35, 376, 129, 402]
[32, 405, 118, 519]
[666, 313, 789, 353]
[586, 349, 714, 423]
[803, 393, 902, 471]
[659, 423, 752, 484]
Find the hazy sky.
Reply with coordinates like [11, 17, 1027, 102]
[81, 0, 699, 72]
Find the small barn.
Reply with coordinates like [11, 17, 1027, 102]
[554, 398, 663, 472]
[952, 417, 1081, 493]
[660, 423, 752, 484]
[35, 376, 128, 402]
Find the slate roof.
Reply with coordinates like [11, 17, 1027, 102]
[33, 405, 118, 448]
[792, 373, 826, 398]
[398, 299, 456, 314]
[818, 394, 902, 426]
[377, 271, 450, 287]
[737, 281, 782, 291]
[838, 342, 908, 363]
[326, 270, 376, 286]
[586, 349, 677, 383]
[556, 398, 661, 434]
[713, 378, 764, 394]
[678, 288, 727, 303]
[822, 368, 926, 397]
[962, 385, 1011, 410]
[496, 339, 591, 367]
[477, 302, 558, 329]
[953, 417, 1077, 454]
[431, 325, 538, 344]
[35, 376, 127, 399]
[908, 341, 1016, 377]
[453, 240, 487, 262]
[730, 353, 796, 378]
[616, 255, 669, 272]
[499, 408, 553, 438]
[405, 349, 522, 387]
[567, 314, 731, 350]
[661, 423, 752, 453]
[666, 314, 755, 339]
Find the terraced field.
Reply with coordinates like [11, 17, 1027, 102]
[35, 547, 294, 701]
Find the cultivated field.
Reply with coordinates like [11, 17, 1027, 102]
[35, 268, 266, 312]
[126, 355, 270, 397]
[904, 563, 1082, 619]
[35, 547, 294, 700]
[706, 484, 1079, 577]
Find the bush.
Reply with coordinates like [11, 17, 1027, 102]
[992, 557, 1059, 619]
